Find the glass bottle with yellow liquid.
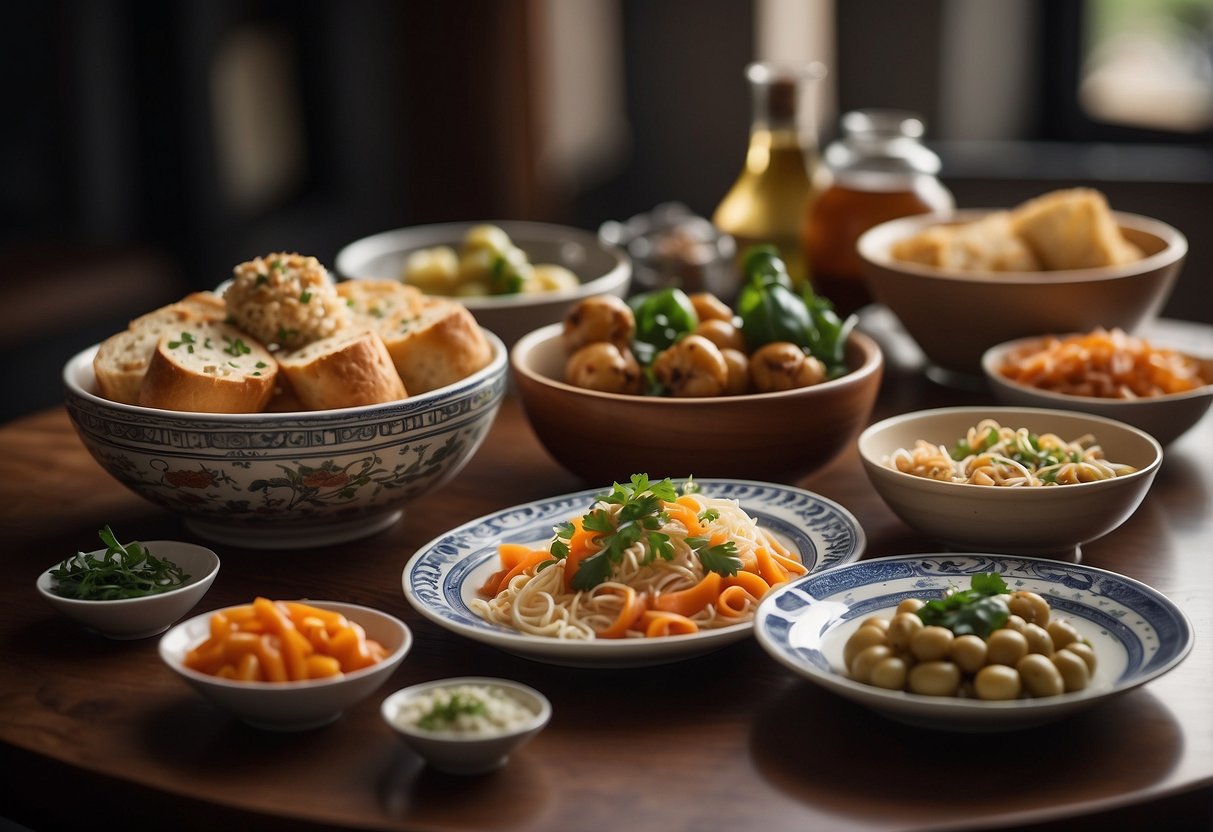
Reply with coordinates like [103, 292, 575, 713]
[712, 61, 826, 297]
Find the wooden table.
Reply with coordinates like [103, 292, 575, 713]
[2, 312, 1211, 832]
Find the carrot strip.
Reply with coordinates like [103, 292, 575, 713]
[596, 586, 649, 639]
[663, 498, 705, 536]
[641, 610, 699, 637]
[754, 546, 789, 586]
[653, 571, 723, 617]
[486, 549, 553, 597]
[724, 569, 771, 598]
[716, 585, 754, 617]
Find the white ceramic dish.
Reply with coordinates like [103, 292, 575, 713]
[335, 220, 631, 348]
[159, 600, 412, 731]
[981, 334, 1213, 447]
[381, 676, 551, 775]
[857, 406, 1163, 560]
[754, 553, 1193, 732]
[402, 479, 865, 667]
[62, 332, 507, 549]
[36, 540, 220, 639]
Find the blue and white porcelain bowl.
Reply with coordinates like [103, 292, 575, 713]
[62, 332, 508, 549]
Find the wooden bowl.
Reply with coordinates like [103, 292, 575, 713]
[510, 323, 883, 485]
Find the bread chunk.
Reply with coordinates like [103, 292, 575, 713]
[94, 294, 228, 404]
[336, 279, 428, 325]
[377, 299, 494, 394]
[224, 252, 349, 349]
[1010, 188, 1142, 270]
[277, 328, 407, 410]
[138, 321, 278, 413]
[891, 212, 1041, 272]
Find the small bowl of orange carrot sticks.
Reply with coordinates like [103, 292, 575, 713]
[982, 327, 1213, 446]
[159, 597, 412, 731]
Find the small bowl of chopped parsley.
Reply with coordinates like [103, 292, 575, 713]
[381, 677, 551, 775]
[36, 526, 220, 639]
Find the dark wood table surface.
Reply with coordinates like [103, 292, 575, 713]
[2, 310, 1211, 832]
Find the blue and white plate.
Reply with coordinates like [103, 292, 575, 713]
[754, 554, 1194, 731]
[402, 479, 865, 667]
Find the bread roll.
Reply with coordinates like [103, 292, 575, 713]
[277, 328, 407, 410]
[94, 293, 228, 404]
[891, 212, 1041, 272]
[378, 299, 494, 394]
[138, 321, 278, 413]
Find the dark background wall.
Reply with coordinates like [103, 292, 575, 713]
[2, 0, 1209, 422]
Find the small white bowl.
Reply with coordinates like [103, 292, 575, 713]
[381, 677, 551, 775]
[160, 600, 412, 731]
[335, 220, 631, 348]
[981, 335, 1213, 446]
[36, 540, 220, 639]
[857, 406, 1163, 560]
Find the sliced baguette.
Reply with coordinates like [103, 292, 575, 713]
[375, 299, 493, 394]
[336, 278, 428, 324]
[93, 293, 228, 404]
[138, 320, 278, 413]
[277, 328, 407, 410]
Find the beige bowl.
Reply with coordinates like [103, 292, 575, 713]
[335, 220, 631, 348]
[857, 406, 1163, 560]
[982, 335, 1213, 446]
[511, 323, 883, 484]
[857, 210, 1187, 378]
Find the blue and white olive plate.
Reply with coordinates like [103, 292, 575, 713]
[402, 479, 865, 668]
[754, 554, 1194, 731]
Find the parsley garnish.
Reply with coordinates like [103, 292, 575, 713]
[416, 692, 487, 730]
[687, 536, 741, 576]
[916, 572, 1010, 638]
[48, 526, 190, 600]
[255, 274, 269, 287]
[299, 290, 312, 304]
[168, 331, 197, 351]
[270, 258, 285, 272]
[276, 327, 299, 343]
[222, 336, 252, 357]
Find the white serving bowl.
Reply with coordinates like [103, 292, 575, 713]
[754, 554, 1193, 732]
[36, 540, 220, 639]
[380, 677, 551, 774]
[335, 220, 631, 348]
[857, 406, 1163, 560]
[62, 332, 508, 549]
[160, 600, 412, 731]
[981, 334, 1213, 446]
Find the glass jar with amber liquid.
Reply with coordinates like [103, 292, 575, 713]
[713, 61, 826, 297]
[802, 109, 954, 316]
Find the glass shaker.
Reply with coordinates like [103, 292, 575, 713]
[712, 61, 826, 297]
[802, 109, 954, 316]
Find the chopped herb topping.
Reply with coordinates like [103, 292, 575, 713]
[222, 336, 252, 357]
[299, 290, 312, 304]
[416, 692, 487, 730]
[168, 331, 197, 353]
[255, 274, 269, 287]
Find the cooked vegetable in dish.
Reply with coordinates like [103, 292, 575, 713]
[996, 327, 1209, 399]
[402, 224, 579, 297]
[561, 245, 856, 397]
[885, 419, 1136, 486]
[471, 474, 805, 639]
[391, 684, 538, 735]
[844, 573, 1096, 699]
[183, 598, 388, 682]
[49, 527, 190, 600]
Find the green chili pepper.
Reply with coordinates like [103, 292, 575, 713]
[628, 287, 699, 353]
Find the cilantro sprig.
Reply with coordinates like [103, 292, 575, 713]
[548, 474, 741, 590]
[49, 526, 191, 600]
[916, 572, 1010, 638]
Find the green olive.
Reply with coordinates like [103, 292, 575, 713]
[986, 628, 1030, 666]
[887, 611, 924, 649]
[843, 624, 889, 668]
[950, 634, 988, 674]
[1052, 648, 1091, 692]
[1017, 653, 1065, 697]
[1022, 622, 1055, 656]
[907, 661, 961, 696]
[1061, 641, 1098, 674]
[974, 664, 1023, 700]
[850, 644, 894, 683]
[895, 598, 925, 615]
[910, 625, 955, 662]
[858, 615, 891, 633]
[1009, 590, 1051, 626]
[1046, 619, 1081, 649]
[869, 656, 908, 691]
